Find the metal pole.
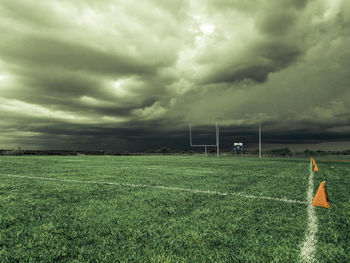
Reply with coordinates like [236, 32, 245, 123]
[218, 124, 220, 157]
[259, 123, 262, 158]
[216, 122, 219, 157]
[189, 123, 192, 146]
[205, 145, 207, 156]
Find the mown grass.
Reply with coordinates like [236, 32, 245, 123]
[0, 155, 348, 262]
[313, 159, 350, 263]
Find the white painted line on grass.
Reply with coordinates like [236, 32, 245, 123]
[299, 161, 318, 263]
[1, 174, 307, 205]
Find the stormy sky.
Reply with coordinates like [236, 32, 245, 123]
[0, 0, 349, 151]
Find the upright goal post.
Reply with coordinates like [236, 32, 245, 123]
[189, 122, 219, 157]
[259, 123, 262, 158]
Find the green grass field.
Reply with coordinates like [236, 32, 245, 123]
[0, 156, 349, 262]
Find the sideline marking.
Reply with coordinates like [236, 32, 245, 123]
[1, 173, 307, 205]
[321, 160, 350, 162]
[299, 161, 318, 263]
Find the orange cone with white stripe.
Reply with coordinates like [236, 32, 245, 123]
[312, 181, 330, 208]
[313, 162, 319, 172]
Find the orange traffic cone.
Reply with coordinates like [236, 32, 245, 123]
[311, 158, 316, 166]
[312, 181, 331, 208]
[313, 162, 319, 172]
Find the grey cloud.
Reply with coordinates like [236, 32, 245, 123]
[0, 36, 157, 76]
[255, 11, 297, 36]
[0, 1, 69, 29]
[195, 40, 301, 85]
[190, 0, 313, 85]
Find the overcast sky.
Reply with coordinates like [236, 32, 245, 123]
[0, 0, 349, 151]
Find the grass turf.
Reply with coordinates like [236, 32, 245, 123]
[313, 160, 350, 263]
[0, 155, 348, 262]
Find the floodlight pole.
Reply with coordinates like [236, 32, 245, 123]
[259, 123, 262, 158]
[189, 123, 192, 146]
[216, 121, 219, 157]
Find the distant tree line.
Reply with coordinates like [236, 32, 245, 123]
[0, 149, 117, 156]
[1, 147, 350, 156]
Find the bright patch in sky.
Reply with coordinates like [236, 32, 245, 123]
[323, 0, 343, 19]
[80, 96, 100, 106]
[112, 80, 128, 96]
[113, 80, 121, 90]
[200, 24, 215, 35]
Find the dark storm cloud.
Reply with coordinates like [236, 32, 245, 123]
[192, 0, 311, 85]
[0, 0, 350, 151]
[0, 0, 185, 123]
[0, 36, 157, 76]
[199, 41, 301, 84]
[1, 66, 158, 116]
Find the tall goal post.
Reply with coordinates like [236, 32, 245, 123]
[189, 123, 219, 157]
[259, 123, 262, 158]
[216, 121, 219, 157]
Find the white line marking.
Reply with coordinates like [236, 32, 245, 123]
[1, 173, 307, 205]
[299, 161, 318, 263]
